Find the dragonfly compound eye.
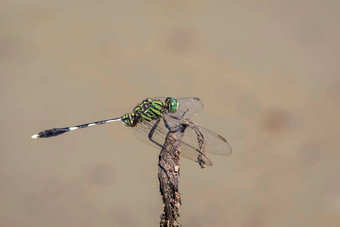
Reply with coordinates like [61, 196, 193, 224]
[165, 97, 179, 113]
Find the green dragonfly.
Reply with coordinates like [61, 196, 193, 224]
[32, 97, 232, 166]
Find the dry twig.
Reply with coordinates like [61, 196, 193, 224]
[158, 120, 207, 226]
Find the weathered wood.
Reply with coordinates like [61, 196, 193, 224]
[158, 120, 207, 226]
[158, 124, 185, 227]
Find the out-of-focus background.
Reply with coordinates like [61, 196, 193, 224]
[1, 1, 339, 226]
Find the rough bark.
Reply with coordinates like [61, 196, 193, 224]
[158, 128, 184, 227]
[158, 120, 207, 226]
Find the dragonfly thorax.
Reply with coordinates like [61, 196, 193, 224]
[121, 98, 179, 127]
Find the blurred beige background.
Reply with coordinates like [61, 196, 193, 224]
[1, 0, 339, 226]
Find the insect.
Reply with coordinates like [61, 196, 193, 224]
[32, 97, 232, 166]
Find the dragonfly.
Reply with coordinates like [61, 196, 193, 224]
[32, 97, 232, 166]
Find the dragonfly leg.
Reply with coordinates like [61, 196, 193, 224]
[168, 108, 189, 120]
[163, 117, 173, 131]
[178, 108, 189, 119]
[148, 118, 164, 148]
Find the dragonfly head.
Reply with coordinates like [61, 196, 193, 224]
[121, 113, 136, 127]
[165, 97, 179, 113]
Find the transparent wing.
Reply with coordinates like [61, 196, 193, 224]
[177, 97, 204, 119]
[152, 97, 204, 120]
[133, 117, 213, 166]
[198, 127, 232, 156]
[165, 115, 232, 156]
[133, 119, 166, 151]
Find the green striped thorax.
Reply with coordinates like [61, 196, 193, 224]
[121, 97, 179, 127]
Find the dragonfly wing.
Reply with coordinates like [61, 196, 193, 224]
[181, 125, 232, 156]
[176, 97, 204, 119]
[133, 119, 167, 150]
[164, 115, 232, 156]
[178, 138, 213, 166]
[198, 127, 232, 156]
[133, 118, 212, 166]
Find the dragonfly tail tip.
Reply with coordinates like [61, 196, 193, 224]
[31, 134, 39, 139]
